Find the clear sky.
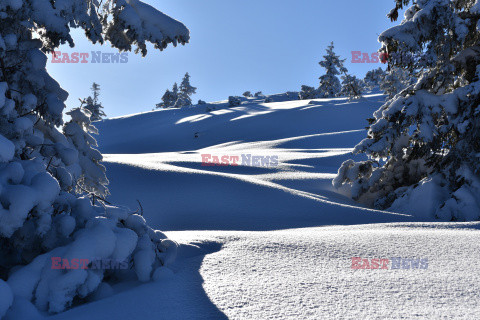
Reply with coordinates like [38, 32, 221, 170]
[46, 0, 403, 118]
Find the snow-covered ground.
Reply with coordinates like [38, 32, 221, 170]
[39, 223, 480, 320]
[13, 95, 480, 319]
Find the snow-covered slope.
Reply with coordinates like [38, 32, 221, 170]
[11, 95, 478, 319]
[96, 94, 420, 231]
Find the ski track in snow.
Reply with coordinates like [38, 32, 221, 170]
[36, 94, 480, 319]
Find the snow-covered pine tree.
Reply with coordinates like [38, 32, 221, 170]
[83, 82, 106, 121]
[339, 74, 364, 100]
[379, 66, 411, 99]
[174, 72, 196, 108]
[64, 107, 109, 199]
[318, 42, 347, 98]
[364, 67, 386, 90]
[91, 82, 100, 107]
[156, 88, 175, 108]
[243, 91, 253, 97]
[254, 91, 263, 97]
[299, 85, 318, 100]
[173, 95, 190, 108]
[333, 0, 480, 220]
[171, 82, 179, 106]
[0, 0, 189, 315]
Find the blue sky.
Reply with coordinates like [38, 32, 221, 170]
[47, 0, 402, 118]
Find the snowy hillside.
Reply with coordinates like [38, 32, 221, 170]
[96, 94, 418, 231]
[6, 94, 480, 319]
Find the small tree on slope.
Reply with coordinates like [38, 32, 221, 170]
[318, 42, 347, 98]
[175, 72, 196, 108]
[156, 88, 175, 108]
[364, 67, 386, 90]
[299, 85, 318, 100]
[339, 74, 364, 100]
[171, 82, 179, 106]
[0, 0, 189, 315]
[333, 0, 480, 220]
[83, 82, 106, 121]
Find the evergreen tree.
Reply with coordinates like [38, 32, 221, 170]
[364, 67, 386, 90]
[299, 85, 318, 100]
[333, 0, 480, 220]
[64, 107, 109, 198]
[83, 82, 106, 121]
[228, 96, 242, 107]
[171, 82, 179, 105]
[0, 0, 189, 314]
[156, 88, 175, 108]
[92, 82, 100, 105]
[243, 91, 253, 97]
[175, 73, 196, 107]
[339, 74, 363, 100]
[379, 66, 412, 99]
[318, 42, 347, 98]
[174, 94, 191, 108]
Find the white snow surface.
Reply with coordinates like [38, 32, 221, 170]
[6, 94, 480, 319]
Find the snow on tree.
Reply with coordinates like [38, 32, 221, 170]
[64, 107, 109, 198]
[156, 88, 176, 108]
[173, 94, 190, 108]
[254, 91, 264, 97]
[333, 0, 480, 220]
[175, 72, 197, 108]
[228, 96, 242, 107]
[92, 82, 100, 102]
[364, 67, 386, 90]
[83, 82, 106, 121]
[318, 42, 347, 98]
[339, 74, 364, 100]
[180, 73, 196, 97]
[168, 82, 179, 108]
[172, 82, 179, 98]
[157, 82, 180, 109]
[0, 0, 189, 315]
[299, 85, 318, 100]
[243, 91, 253, 97]
[379, 66, 413, 99]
